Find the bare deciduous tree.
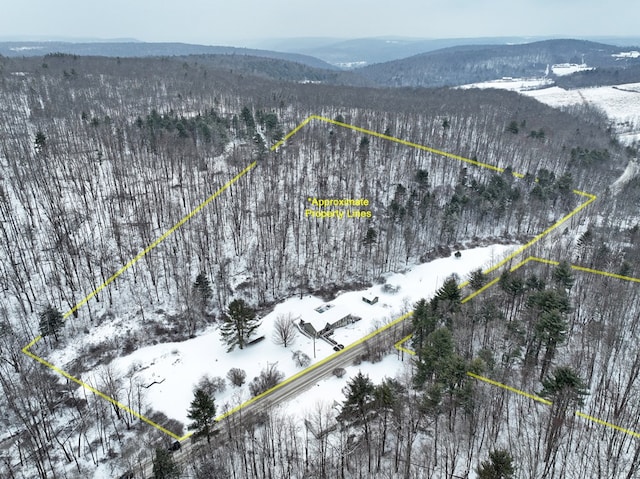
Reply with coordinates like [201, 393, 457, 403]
[272, 313, 299, 348]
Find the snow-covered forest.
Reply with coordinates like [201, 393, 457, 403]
[0, 53, 638, 478]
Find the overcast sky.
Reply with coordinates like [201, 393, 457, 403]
[1, 0, 637, 45]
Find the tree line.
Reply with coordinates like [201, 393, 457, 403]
[0, 53, 635, 478]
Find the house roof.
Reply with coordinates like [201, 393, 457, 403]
[306, 303, 350, 332]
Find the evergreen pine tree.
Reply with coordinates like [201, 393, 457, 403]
[240, 106, 255, 131]
[152, 447, 180, 478]
[193, 272, 212, 316]
[412, 298, 438, 356]
[341, 372, 376, 420]
[430, 275, 461, 326]
[339, 371, 377, 472]
[499, 270, 526, 297]
[432, 275, 461, 308]
[414, 327, 454, 388]
[535, 309, 568, 379]
[539, 367, 588, 464]
[187, 388, 217, 443]
[477, 449, 515, 479]
[220, 299, 260, 351]
[363, 227, 377, 246]
[552, 260, 574, 291]
[469, 268, 487, 291]
[540, 366, 588, 409]
[38, 304, 64, 341]
[527, 289, 571, 315]
[34, 131, 47, 153]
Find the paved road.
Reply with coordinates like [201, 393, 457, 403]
[135, 317, 412, 478]
[134, 199, 599, 478]
[133, 210, 596, 479]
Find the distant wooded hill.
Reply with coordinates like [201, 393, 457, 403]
[1, 38, 639, 89]
[357, 39, 640, 88]
[0, 41, 338, 70]
[243, 35, 640, 66]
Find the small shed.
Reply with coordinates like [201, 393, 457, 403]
[362, 294, 379, 305]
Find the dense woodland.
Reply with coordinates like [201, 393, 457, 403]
[170, 250, 640, 479]
[0, 53, 638, 478]
[357, 39, 640, 88]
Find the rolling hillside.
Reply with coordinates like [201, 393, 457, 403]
[357, 39, 640, 87]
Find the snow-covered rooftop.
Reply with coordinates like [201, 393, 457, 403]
[306, 303, 351, 332]
[59, 243, 518, 428]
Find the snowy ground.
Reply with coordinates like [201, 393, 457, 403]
[550, 63, 593, 76]
[523, 83, 640, 146]
[78, 244, 518, 429]
[613, 51, 640, 59]
[463, 75, 640, 147]
[611, 159, 640, 194]
[280, 352, 412, 422]
[459, 77, 553, 91]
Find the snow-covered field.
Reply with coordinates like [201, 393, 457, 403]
[551, 63, 593, 76]
[613, 51, 640, 59]
[523, 83, 640, 146]
[459, 77, 553, 91]
[78, 244, 517, 429]
[463, 74, 640, 146]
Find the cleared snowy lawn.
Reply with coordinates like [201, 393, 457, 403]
[94, 244, 518, 428]
[551, 63, 593, 76]
[459, 77, 553, 91]
[461, 78, 640, 146]
[523, 83, 640, 145]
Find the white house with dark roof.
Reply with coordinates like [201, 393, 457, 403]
[299, 303, 352, 338]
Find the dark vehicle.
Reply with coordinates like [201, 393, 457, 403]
[169, 440, 181, 452]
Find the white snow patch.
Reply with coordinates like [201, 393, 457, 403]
[334, 61, 368, 69]
[611, 159, 640, 194]
[283, 353, 411, 422]
[523, 82, 640, 146]
[459, 77, 553, 91]
[9, 46, 44, 51]
[551, 63, 594, 76]
[93, 244, 518, 427]
[613, 51, 640, 59]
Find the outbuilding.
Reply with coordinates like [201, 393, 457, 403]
[300, 303, 352, 337]
[362, 293, 379, 305]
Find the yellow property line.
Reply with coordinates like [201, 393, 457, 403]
[215, 310, 415, 423]
[24, 160, 258, 334]
[394, 333, 416, 356]
[574, 411, 640, 438]
[62, 160, 258, 321]
[461, 276, 501, 304]
[20, 114, 599, 442]
[22, 346, 183, 440]
[397, 255, 640, 439]
[466, 372, 552, 405]
[22, 162, 258, 440]
[298, 116, 597, 281]
[480, 189, 596, 277]
[526, 256, 640, 283]
[309, 115, 505, 173]
[469, 372, 640, 438]
[271, 116, 314, 150]
[570, 265, 640, 283]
